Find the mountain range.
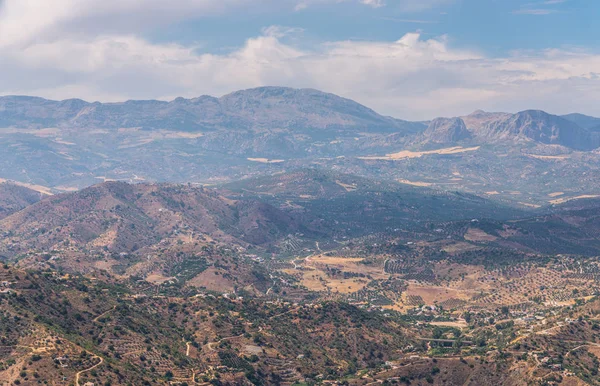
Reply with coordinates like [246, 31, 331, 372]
[0, 87, 422, 134]
[0, 87, 600, 207]
[1, 87, 598, 148]
[3, 169, 600, 278]
[2, 86, 600, 386]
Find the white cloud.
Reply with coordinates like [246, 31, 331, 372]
[0, 0, 598, 120]
[0, 0, 261, 47]
[360, 0, 386, 7]
[2, 0, 447, 47]
[2, 28, 600, 120]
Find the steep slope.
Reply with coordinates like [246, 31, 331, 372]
[0, 183, 45, 219]
[218, 87, 423, 133]
[422, 117, 472, 144]
[0, 182, 311, 259]
[460, 110, 512, 130]
[477, 110, 597, 150]
[0, 87, 424, 134]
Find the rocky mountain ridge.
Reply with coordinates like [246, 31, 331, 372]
[1, 87, 600, 205]
[1, 87, 598, 151]
[0, 87, 423, 134]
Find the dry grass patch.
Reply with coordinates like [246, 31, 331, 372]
[0, 178, 54, 195]
[398, 179, 433, 187]
[526, 154, 570, 160]
[405, 284, 474, 305]
[187, 267, 234, 292]
[442, 242, 481, 254]
[464, 228, 497, 242]
[549, 195, 600, 205]
[308, 255, 385, 278]
[145, 273, 176, 285]
[296, 255, 384, 293]
[429, 320, 468, 328]
[335, 180, 357, 191]
[358, 146, 480, 161]
[519, 202, 541, 208]
[247, 158, 285, 163]
[299, 268, 368, 294]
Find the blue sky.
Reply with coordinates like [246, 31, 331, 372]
[150, 0, 599, 56]
[0, 0, 598, 119]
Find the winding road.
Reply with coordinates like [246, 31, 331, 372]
[75, 354, 103, 386]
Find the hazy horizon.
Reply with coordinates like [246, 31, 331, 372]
[0, 0, 598, 120]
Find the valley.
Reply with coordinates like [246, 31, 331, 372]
[1, 88, 600, 208]
[1, 168, 600, 384]
[1, 87, 600, 385]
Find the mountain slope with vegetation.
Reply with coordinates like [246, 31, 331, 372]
[0, 183, 45, 220]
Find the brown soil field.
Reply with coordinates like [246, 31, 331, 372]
[404, 284, 475, 305]
[187, 267, 234, 292]
[442, 242, 481, 254]
[145, 273, 176, 285]
[464, 228, 498, 242]
[300, 268, 369, 294]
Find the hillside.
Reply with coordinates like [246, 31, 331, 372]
[1, 179, 600, 385]
[223, 169, 524, 229]
[0, 87, 599, 208]
[562, 113, 600, 130]
[446, 197, 600, 256]
[421, 117, 472, 144]
[507, 198, 600, 255]
[0, 264, 415, 385]
[0, 183, 45, 219]
[0, 174, 528, 278]
[3, 241, 600, 384]
[476, 110, 597, 150]
[0, 87, 423, 134]
[0, 182, 315, 259]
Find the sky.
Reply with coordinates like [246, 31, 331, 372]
[0, 0, 599, 120]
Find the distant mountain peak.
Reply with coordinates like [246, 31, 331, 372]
[478, 109, 597, 150]
[561, 112, 600, 130]
[0, 87, 424, 134]
[423, 117, 472, 144]
[469, 109, 488, 115]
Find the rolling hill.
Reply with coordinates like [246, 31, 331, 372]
[0, 183, 45, 220]
[0, 181, 317, 260]
[223, 169, 527, 237]
[562, 112, 600, 130]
